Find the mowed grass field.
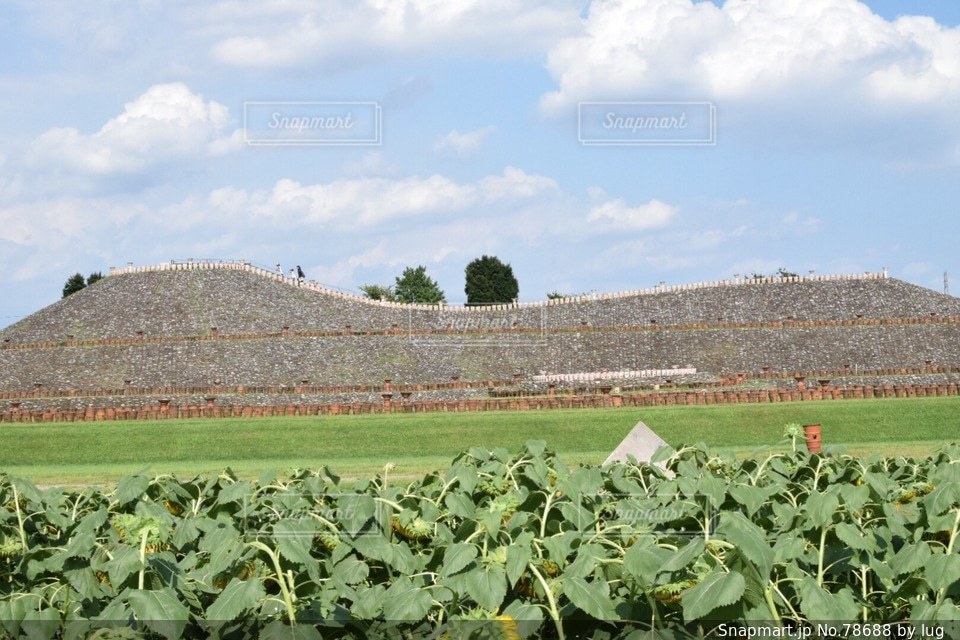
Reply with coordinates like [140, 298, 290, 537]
[2, 396, 959, 485]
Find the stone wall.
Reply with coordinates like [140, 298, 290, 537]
[2, 324, 959, 391]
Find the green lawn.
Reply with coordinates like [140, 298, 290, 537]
[2, 396, 958, 485]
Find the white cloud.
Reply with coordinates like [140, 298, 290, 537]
[435, 125, 496, 157]
[26, 83, 241, 176]
[0, 197, 146, 275]
[688, 226, 749, 251]
[207, 166, 558, 228]
[478, 166, 559, 200]
[309, 243, 397, 288]
[543, 0, 960, 110]
[208, 0, 582, 68]
[540, 0, 960, 161]
[586, 198, 677, 231]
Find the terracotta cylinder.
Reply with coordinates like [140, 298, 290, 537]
[804, 423, 822, 454]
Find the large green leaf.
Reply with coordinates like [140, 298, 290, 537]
[259, 621, 323, 640]
[717, 512, 773, 579]
[336, 494, 378, 536]
[924, 483, 960, 517]
[558, 467, 603, 501]
[660, 538, 705, 573]
[624, 543, 673, 586]
[728, 484, 770, 517]
[20, 608, 59, 640]
[564, 576, 616, 620]
[206, 577, 265, 620]
[804, 491, 839, 529]
[443, 493, 476, 519]
[681, 570, 746, 621]
[834, 523, 875, 552]
[333, 556, 370, 585]
[924, 554, 960, 590]
[198, 520, 243, 575]
[441, 543, 477, 577]
[724, 548, 770, 621]
[350, 584, 386, 619]
[383, 577, 433, 620]
[796, 578, 859, 622]
[273, 519, 318, 567]
[564, 544, 602, 580]
[697, 473, 726, 509]
[112, 474, 150, 506]
[891, 542, 932, 576]
[466, 565, 507, 611]
[838, 484, 870, 512]
[125, 587, 190, 638]
[505, 534, 533, 586]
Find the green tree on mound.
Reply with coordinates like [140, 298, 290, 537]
[394, 266, 445, 304]
[62, 273, 87, 298]
[63, 271, 106, 298]
[360, 284, 396, 301]
[465, 255, 518, 305]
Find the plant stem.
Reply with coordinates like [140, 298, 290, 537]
[764, 585, 781, 623]
[817, 527, 828, 587]
[861, 564, 868, 622]
[540, 491, 555, 539]
[527, 562, 564, 640]
[11, 485, 27, 550]
[138, 528, 151, 590]
[936, 508, 960, 604]
[248, 540, 297, 625]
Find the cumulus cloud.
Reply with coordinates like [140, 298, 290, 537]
[539, 0, 960, 162]
[435, 125, 496, 157]
[26, 83, 241, 176]
[0, 197, 145, 275]
[542, 0, 960, 110]
[208, 0, 582, 69]
[208, 166, 558, 228]
[309, 243, 398, 288]
[586, 198, 678, 231]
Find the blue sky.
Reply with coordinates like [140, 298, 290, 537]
[2, 0, 960, 324]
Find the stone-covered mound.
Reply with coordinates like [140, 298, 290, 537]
[1, 261, 959, 393]
[3, 264, 960, 343]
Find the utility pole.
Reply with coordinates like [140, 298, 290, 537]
[945, 271, 950, 296]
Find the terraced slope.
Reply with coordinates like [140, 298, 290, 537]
[1, 263, 958, 392]
[3, 267, 960, 344]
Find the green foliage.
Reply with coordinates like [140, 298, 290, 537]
[361, 266, 445, 304]
[464, 255, 518, 305]
[62, 271, 105, 298]
[359, 284, 396, 302]
[4, 441, 960, 636]
[62, 273, 87, 298]
[393, 265, 445, 304]
[778, 268, 800, 278]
